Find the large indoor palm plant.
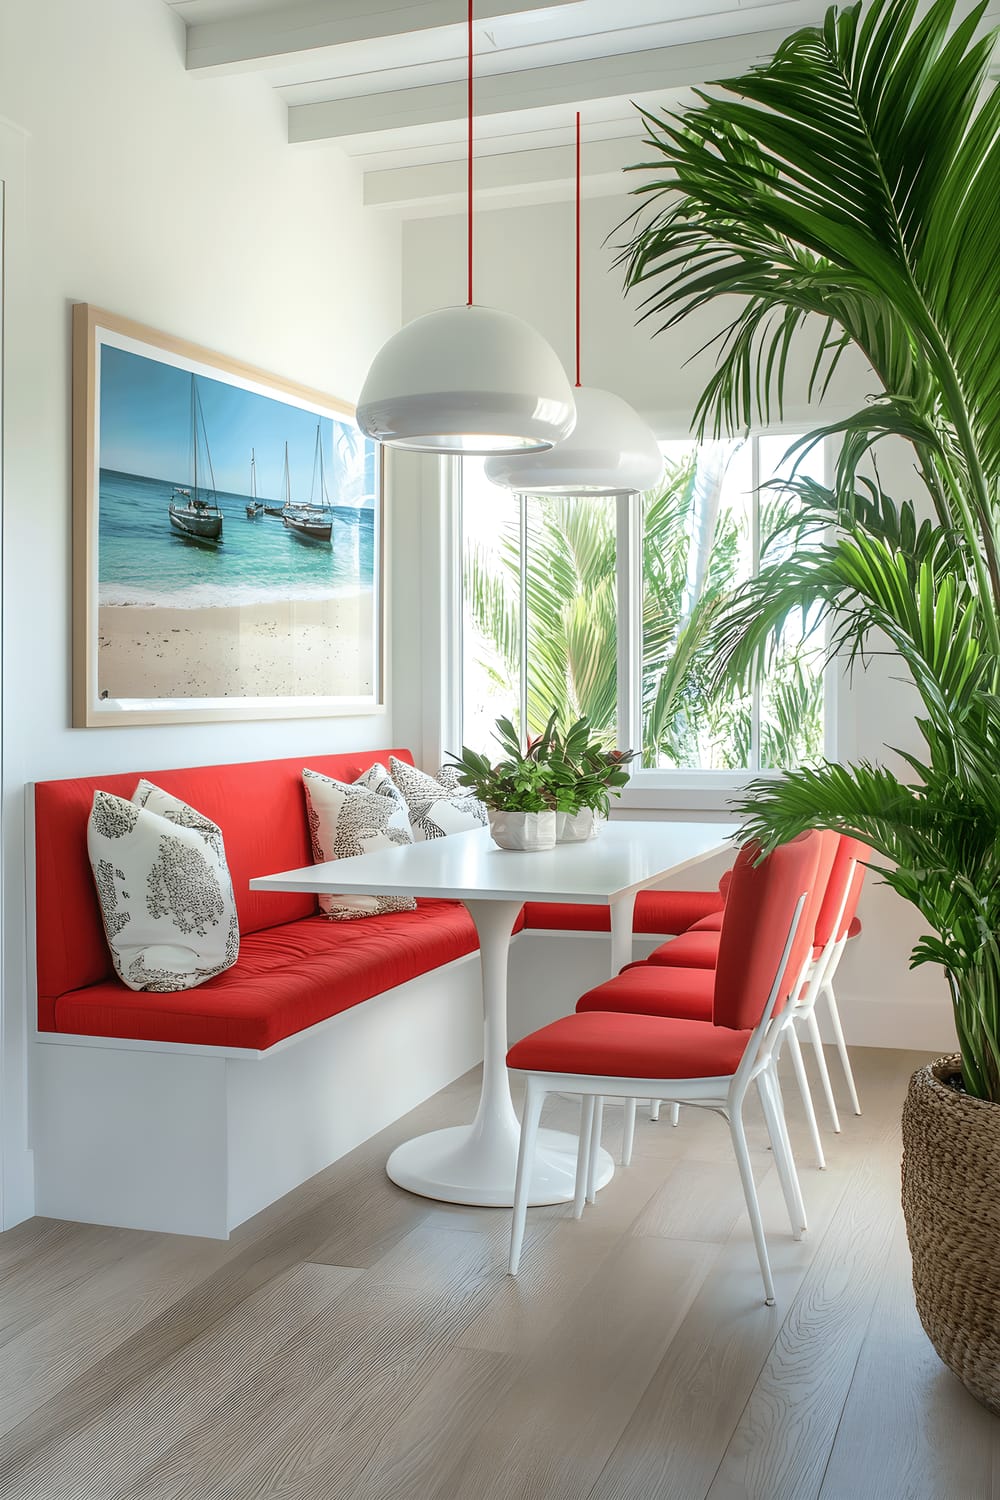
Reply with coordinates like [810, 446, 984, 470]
[620, 0, 1000, 1407]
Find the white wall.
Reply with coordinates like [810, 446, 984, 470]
[398, 193, 957, 1059]
[0, 0, 404, 1225]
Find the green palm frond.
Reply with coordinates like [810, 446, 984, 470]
[620, 0, 1000, 637]
[759, 654, 825, 769]
[465, 543, 519, 678]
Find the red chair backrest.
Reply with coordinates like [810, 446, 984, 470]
[837, 841, 870, 939]
[712, 831, 823, 1032]
[814, 834, 871, 948]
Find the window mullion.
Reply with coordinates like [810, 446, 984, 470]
[518, 493, 528, 737]
[750, 437, 761, 773]
[439, 454, 464, 764]
[616, 491, 642, 757]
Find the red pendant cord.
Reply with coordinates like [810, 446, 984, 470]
[467, 0, 474, 306]
[575, 109, 582, 387]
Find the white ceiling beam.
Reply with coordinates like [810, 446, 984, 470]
[288, 27, 801, 142]
[363, 134, 635, 207]
[185, 0, 583, 74]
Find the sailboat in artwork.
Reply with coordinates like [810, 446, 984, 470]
[282, 424, 334, 544]
[264, 441, 293, 517]
[168, 374, 224, 544]
[245, 448, 263, 518]
[263, 442, 290, 516]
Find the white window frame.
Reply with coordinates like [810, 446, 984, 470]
[449, 428, 839, 813]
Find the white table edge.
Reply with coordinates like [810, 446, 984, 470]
[249, 835, 737, 903]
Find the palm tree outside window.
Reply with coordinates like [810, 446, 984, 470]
[460, 435, 829, 773]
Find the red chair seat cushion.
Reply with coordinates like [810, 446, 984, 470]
[52, 899, 478, 1051]
[577, 964, 714, 1021]
[689, 910, 724, 932]
[521, 889, 722, 935]
[645, 930, 722, 968]
[507, 1011, 752, 1080]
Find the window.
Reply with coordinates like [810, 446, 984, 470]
[459, 434, 830, 779]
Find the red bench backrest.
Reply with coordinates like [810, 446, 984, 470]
[33, 748, 415, 1028]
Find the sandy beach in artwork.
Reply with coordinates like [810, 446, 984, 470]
[98, 594, 374, 700]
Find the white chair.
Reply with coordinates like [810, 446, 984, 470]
[506, 831, 823, 1305]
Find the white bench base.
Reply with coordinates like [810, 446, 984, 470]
[31, 951, 483, 1239]
[29, 929, 671, 1239]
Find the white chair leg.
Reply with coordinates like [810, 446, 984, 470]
[772, 1066, 808, 1234]
[757, 1070, 806, 1238]
[574, 1094, 595, 1219]
[587, 1097, 605, 1203]
[670, 1102, 680, 1127]
[622, 1097, 637, 1167]
[648, 1099, 661, 1122]
[787, 1023, 826, 1170]
[806, 1008, 841, 1133]
[824, 982, 862, 1115]
[728, 1104, 776, 1306]
[509, 1078, 546, 1274]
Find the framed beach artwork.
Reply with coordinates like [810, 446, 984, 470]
[72, 304, 384, 726]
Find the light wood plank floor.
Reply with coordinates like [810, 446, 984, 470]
[0, 1047, 997, 1500]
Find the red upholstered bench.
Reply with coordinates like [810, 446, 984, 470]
[33, 748, 483, 1051]
[30, 747, 499, 1238]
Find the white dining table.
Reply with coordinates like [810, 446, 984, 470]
[251, 818, 736, 1208]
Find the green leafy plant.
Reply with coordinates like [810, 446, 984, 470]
[447, 716, 555, 812]
[447, 712, 637, 816]
[548, 717, 638, 815]
[620, 0, 1000, 1099]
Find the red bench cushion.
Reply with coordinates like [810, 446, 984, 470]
[521, 888, 723, 935]
[34, 748, 416, 1030]
[52, 899, 478, 1050]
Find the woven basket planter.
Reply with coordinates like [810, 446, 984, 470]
[901, 1054, 1000, 1414]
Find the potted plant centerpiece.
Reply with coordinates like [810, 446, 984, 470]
[547, 717, 637, 842]
[448, 713, 637, 850]
[448, 715, 559, 850]
[620, 0, 1000, 1409]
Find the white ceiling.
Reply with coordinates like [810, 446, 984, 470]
[163, 0, 1000, 215]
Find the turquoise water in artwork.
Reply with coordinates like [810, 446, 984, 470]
[98, 469, 376, 607]
[96, 342, 379, 609]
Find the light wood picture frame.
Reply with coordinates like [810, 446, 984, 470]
[72, 304, 386, 727]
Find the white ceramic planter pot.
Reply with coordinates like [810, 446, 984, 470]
[488, 809, 557, 851]
[556, 808, 602, 843]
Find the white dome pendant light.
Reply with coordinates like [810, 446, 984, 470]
[356, 3, 576, 456]
[484, 113, 663, 496]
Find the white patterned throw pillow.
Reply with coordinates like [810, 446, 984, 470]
[302, 764, 416, 920]
[87, 781, 240, 993]
[389, 757, 488, 841]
